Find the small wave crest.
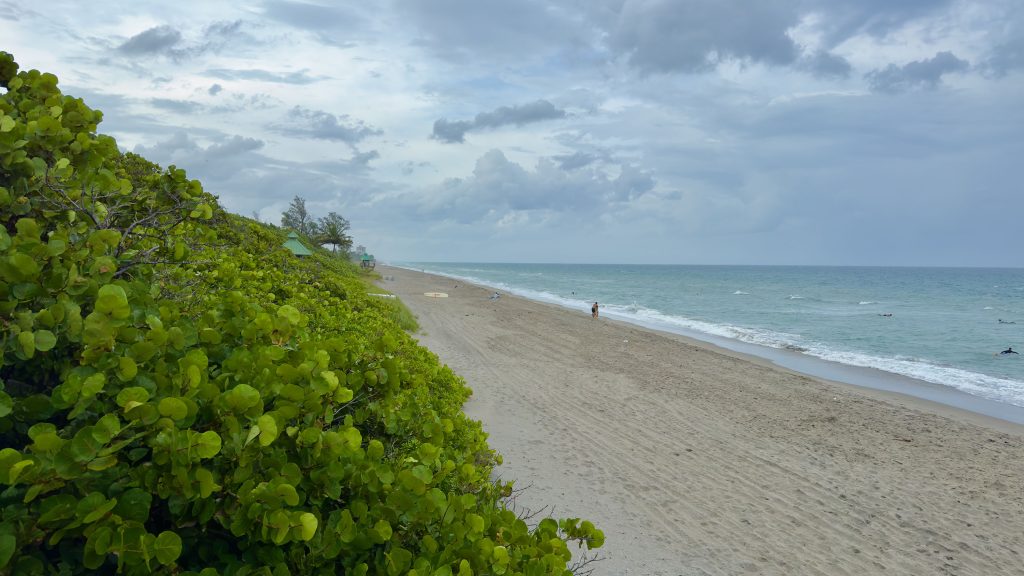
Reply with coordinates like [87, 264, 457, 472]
[594, 305, 1024, 407]
[787, 295, 805, 300]
[859, 301, 876, 305]
[733, 290, 749, 295]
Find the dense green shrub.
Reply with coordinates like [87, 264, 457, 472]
[0, 52, 602, 575]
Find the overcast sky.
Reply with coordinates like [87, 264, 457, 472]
[3, 1, 1022, 266]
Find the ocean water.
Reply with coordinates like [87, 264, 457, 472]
[399, 263, 1024, 409]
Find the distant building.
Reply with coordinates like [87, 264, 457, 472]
[282, 231, 313, 257]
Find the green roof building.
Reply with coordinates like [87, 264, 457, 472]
[282, 231, 313, 257]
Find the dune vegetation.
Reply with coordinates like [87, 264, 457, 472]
[0, 52, 601, 575]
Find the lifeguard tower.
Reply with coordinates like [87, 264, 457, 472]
[360, 253, 376, 270]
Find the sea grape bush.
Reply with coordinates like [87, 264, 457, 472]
[0, 52, 602, 575]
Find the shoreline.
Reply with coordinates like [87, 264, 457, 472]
[379, 264, 1024, 575]
[387, 263, 1024, 429]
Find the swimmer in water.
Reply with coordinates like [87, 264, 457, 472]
[999, 347, 1019, 355]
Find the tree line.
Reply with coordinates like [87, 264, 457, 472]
[279, 195, 355, 256]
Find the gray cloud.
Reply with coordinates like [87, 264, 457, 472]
[115, 20, 253, 61]
[403, 149, 655, 223]
[0, 1, 38, 21]
[206, 68, 323, 84]
[208, 92, 281, 114]
[801, 50, 853, 78]
[151, 98, 202, 114]
[118, 25, 183, 55]
[259, 0, 369, 47]
[553, 151, 601, 171]
[135, 132, 262, 166]
[608, 0, 801, 73]
[206, 135, 264, 158]
[261, 0, 364, 31]
[806, 0, 956, 45]
[867, 51, 969, 93]
[397, 0, 591, 63]
[981, 7, 1024, 77]
[273, 106, 381, 143]
[432, 100, 566, 143]
[986, 39, 1024, 76]
[401, 161, 434, 176]
[431, 119, 474, 144]
[205, 20, 244, 39]
[133, 131, 382, 220]
[209, 83, 223, 95]
[610, 164, 655, 202]
[351, 149, 380, 166]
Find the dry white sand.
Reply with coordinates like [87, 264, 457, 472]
[380, 266, 1024, 576]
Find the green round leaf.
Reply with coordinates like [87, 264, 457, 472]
[6, 252, 40, 282]
[114, 489, 152, 523]
[115, 387, 149, 407]
[276, 483, 299, 506]
[298, 512, 318, 541]
[154, 531, 182, 565]
[374, 519, 392, 542]
[277, 304, 301, 326]
[33, 330, 57, 352]
[47, 237, 67, 256]
[257, 414, 278, 446]
[0, 391, 12, 418]
[17, 331, 35, 358]
[195, 431, 221, 458]
[225, 384, 260, 411]
[95, 284, 130, 319]
[117, 357, 138, 381]
[158, 397, 188, 421]
[0, 534, 14, 568]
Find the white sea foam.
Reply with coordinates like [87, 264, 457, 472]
[564, 295, 1024, 407]
[801, 347, 1024, 407]
[859, 301, 876, 305]
[787, 295, 805, 300]
[733, 290, 749, 295]
[983, 306, 994, 310]
[612, 308, 1024, 407]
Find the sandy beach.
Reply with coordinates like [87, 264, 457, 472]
[379, 265, 1024, 576]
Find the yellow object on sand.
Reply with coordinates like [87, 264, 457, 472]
[424, 292, 448, 298]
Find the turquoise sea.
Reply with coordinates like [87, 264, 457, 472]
[399, 263, 1024, 411]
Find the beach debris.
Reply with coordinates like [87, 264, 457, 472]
[423, 292, 448, 298]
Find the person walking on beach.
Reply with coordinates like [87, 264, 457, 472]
[591, 302, 599, 319]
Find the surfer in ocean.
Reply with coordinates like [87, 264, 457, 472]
[999, 347, 1018, 355]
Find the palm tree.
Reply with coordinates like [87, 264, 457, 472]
[316, 212, 352, 254]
